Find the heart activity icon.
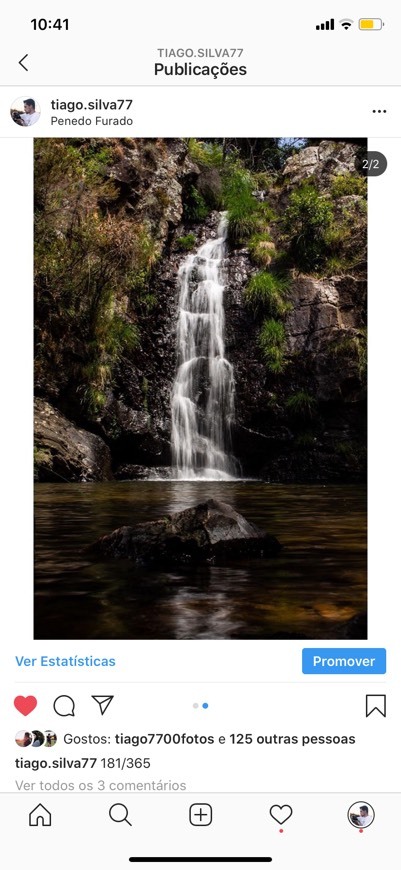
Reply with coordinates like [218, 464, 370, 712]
[269, 804, 293, 825]
[14, 696, 37, 716]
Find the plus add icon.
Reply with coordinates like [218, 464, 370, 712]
[189, 803, 213, 826]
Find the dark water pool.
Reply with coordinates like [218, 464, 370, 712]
[34, 481, 367, 640]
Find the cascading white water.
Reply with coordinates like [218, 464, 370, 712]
[171, 213, 239, 480]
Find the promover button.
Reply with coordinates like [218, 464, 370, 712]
[302, 648, 386, 674]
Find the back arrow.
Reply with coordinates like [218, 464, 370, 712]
[19, 54, 28, 71]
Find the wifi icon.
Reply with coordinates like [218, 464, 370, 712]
[340, 19, 353, 29]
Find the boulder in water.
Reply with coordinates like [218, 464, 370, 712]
[89, 498, 281, 566]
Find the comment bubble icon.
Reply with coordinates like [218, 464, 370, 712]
[53, 695, 75, 717]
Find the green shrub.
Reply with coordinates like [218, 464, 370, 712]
[328, 330, 367, 381]
[331, 173, 367, 198]
[80, 384, 107, 416]
[324, 256, 349, 275]
[283, 183, 333, 271]
[176, 234, 196, 251]
[143, 294, 157, 310]
[34, 446, 52, 469]
[248, 232, 275, 266]
[228, 213, 264, 245]
[223, 167, 262, 244]
[295, 432, 316, 449]
[335, 440, 367, 467]
[183, 185, 209, 221]
[258, 318, 287, 373]
[78, 143, 115, 181]
[254, 171, 276, 191]
[320, 196, 367, 274]
[106, 316, 139, 353]
[244, 272, 290, 317]
[187, 138, 223, 167]
[34, 139, 160, 420]
[285, 390, 317, 418]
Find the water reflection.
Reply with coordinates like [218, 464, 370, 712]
[34, 482, 367, 640]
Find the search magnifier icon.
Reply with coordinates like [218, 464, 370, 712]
[109, 803, 132, 826]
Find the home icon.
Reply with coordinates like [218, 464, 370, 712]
[29, 804, 52, 827]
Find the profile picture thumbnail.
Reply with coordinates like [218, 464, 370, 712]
[31, 730, 45, 747]
[10, 97, 41, 127]
[44, 730, 57, 747]
[348, 801, 375, 828]
[15, 730, 33, 748]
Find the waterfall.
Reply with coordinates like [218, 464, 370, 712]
[171, 213, 239, 480]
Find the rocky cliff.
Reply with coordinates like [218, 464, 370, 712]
[34, 138, 366, 482]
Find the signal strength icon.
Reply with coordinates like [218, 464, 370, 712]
[340, 18, 353, 29]
[316, 18, 335, 30]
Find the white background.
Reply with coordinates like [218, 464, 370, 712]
[0, 1, 400, 86]
[0, 36, 400, 864]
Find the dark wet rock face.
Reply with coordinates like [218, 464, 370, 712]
[89, 499, 281, 566]
[114, 464, 171, 480]
[223, 143, 366, 482]
[225, 259, 366, 480]
[34, 399, 113, 482]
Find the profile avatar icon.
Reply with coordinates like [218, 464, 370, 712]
[10, 97, 41, 127]
[44, 730, 57, 747]
[15, 730, 33, 748]
[348, 801, 375, 829]
[31, 730, 45, 748]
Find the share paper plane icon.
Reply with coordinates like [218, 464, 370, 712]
[92, 695, 114, 715]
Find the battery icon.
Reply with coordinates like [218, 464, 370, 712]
[359, 18, 383, 29]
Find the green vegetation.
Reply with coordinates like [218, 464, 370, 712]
[204, 138, 306, 172]
[221, 166, 275, 245]
[187, 138, 224, 167]
[328, 330, 367, 381]
[295, 432, 316, 449]
[248, 232, 275, 266]
[176, 233, 196, 251]
[335, 440, 367, 468]
[331, 173, 367, 198]
[282, 176, 367, 274]
[283, 183, 333, 271]
[34, 445, 52, 469]
[183, 185, 209, 222]
[285, 390, 317, 419]
[258, 318, 287, 373]
[244, 272, 290, 317]
[222, 167, 262, 244]
[79, 143, 115, 180]
[254, 171, 276, 192]
[185, 141, 367, 279]
[321, 197, 367, 274]
[34, 139, 155, 420]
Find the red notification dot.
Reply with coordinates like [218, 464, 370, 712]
[279, 829, 284, 833]
[359, 829, 364, 833]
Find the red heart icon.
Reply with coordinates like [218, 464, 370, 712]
[14, 695, 37, 716]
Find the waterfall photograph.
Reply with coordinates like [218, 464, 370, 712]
[34, 137, 367, 640]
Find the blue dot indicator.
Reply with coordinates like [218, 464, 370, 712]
[202, 703, 209, 709]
